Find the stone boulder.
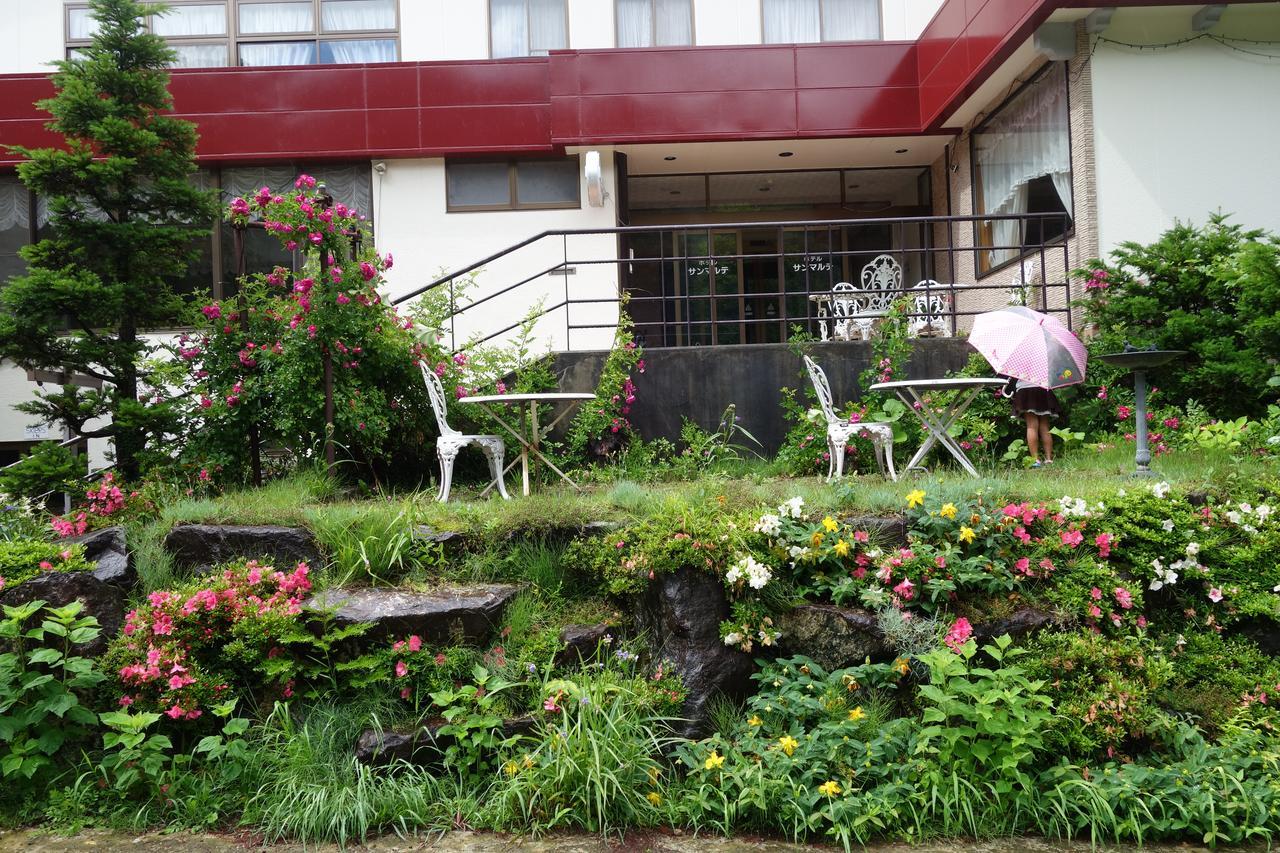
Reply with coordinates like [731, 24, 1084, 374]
[164, 524, 321, 573]
[554, 622, 618, 667]
[973, 607, 1062, 642]
[303, 584, 521, 645]
[355, 715, 538, 767]
[411, 526, 468, 557]
[842, 514, 909, 548]
[0, 571, 125, 657]
[635, 566, 754, 738]
[63, 525, 135, 590]
[777, 604, 888, 670]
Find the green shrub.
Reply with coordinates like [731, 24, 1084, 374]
[0, 539, 93, 590]
[0, 442, 86, 504]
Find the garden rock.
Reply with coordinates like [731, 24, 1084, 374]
[777, 605, 888, 670]
[841, 514, 908, 547]
[635, 566, 753, 738]
[412, 526, 467, 557]
[164, 524, 321, 573]
[973, 607, 1061, 641]
[555, 622, 617, 667]
[354, 715, 537, 767]
[0, 571, 125, 656]
[1228, 616, 1280, 658]
[63, 525, 135, 590]
[303, 584, 521, 645]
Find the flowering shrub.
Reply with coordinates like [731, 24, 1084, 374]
[0, 539, 93, 591]
[104, 560, 313, 720]
[50, 473, 152, 537]
[564, 306, 645, 462]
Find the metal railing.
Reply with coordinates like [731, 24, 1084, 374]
[391, 212, 1074, 352]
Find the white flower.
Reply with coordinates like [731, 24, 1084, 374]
[1185, 542, 1200, 557]
[725, 563, 744, 584]
[758, 630, 775, 647]
[1243, 524, 1258, 534]
[788, 545, 807, 560]
[1239, 502, 1254, 515]
[779, 496, 806, 519]
[1149, 558, 1178, 590]
[1208, 587, 1224, 603]
[1117, 489, 1127, 497]
[1227, 511, 1242, 525]
[1152, 481, 1171, 499]
[723, 632, 743, 647]
[1058, 496, 1089, 518]
[753, 513, 782, 536]
[1176, 634, 1186, 647]
[1273, 584, 1280, 593]
[1257, 505, 1273, 522]
[1161, 519, 1175, 532]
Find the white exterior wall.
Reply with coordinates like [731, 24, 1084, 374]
[1091, 5, 1280, 254]
[0, 0, 63, 73]
[374, 154, 621, 353]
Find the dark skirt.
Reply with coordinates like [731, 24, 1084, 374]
[1011, 386, 1061, 419]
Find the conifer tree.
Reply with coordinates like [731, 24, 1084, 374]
[0, 0, 217, 479]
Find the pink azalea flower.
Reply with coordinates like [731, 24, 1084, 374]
[1060, 529, 1084, 548]
[1114, 587, 1133, 609]
[408, 635, 422, 652]
[395, 660, 409, 678]
[944, 617, 973, 653]
[1208, 587, 1224, 603]
[1090, 587, 1103, 601]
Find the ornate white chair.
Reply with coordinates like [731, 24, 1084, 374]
[802, 355, 897, 482]
[419, 363, 510, 503]
[848, 254, 902, 340]
[908, 279, 953, 338]
[1008, 258, 1040, 307]
[827, 281, 859, 341]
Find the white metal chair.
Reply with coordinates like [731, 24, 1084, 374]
[848, 254, 902, 340]
[908, 279, 954, 338]
[419, 363, 510, 503]
[802, 355, 897, 482]
[828, 281, 858, 341]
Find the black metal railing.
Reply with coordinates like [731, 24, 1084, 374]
[391, 212, 1074, 352]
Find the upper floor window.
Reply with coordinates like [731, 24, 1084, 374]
[762, 0, 880, 43]
[972, 62, 1073, 273]
[490, 0, 567, 58]
[65, 0, 399, 68]
[617, 0, 693, 48]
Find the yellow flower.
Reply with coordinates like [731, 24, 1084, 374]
[777, 735, 799, 756]
[811, 531, 825, 548]
[503, 760, 519, 777]
[748, 714, 762, 726]
[906, 489, 926, 509]
[959, 525, 976, 544]
[939, 502, 957, 519]
[818, 780, 842, 797]
[647, 791, 662, 806]
[833, 539, 851, 557]
[523, 754, 535, 769]
[894, 658, 910, 675]
[704, 750, 725, 770]
[847, 706, 865, 722]
[822, 516, 839, 533]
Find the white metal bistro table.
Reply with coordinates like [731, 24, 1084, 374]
[457, 392, 596, 496]
[868, 378, 1008, 477]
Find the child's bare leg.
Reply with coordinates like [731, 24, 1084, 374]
[1038, 417, 1054, 462]
[1024, 413, 1040, 461]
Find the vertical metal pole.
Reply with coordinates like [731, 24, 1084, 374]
[449, 277, 457, 352]
[233, 223, 261, 486]
[1133, 370, 1151, 475]
[563, 233, 571, 350]
[947, 218, 957, 336]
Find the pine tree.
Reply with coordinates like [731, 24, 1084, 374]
[0, 0, 217, 480]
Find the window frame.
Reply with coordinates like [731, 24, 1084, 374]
[65, 1, 400, 67]
[614, 0, 696, 48]
[445, 156, 583, 213]
[760, 0, 883, 44]
[969, 61, 1075, 278]
[488, 0, 570, 59]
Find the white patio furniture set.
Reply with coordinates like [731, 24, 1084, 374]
[811, 253, 954, 342]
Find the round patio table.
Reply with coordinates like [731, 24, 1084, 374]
[457, 392, 596, 496]
[868, 378, 1008, 477]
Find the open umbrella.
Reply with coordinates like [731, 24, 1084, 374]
[968, 306, 1087, 389]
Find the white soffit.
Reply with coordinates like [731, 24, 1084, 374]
[608, 136, 952, 175]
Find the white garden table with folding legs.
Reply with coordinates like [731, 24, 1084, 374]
[458, 392, 596, 497]
[868, 378, 1007, 477]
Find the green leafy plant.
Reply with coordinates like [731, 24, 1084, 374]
[430, 663, 524, 784]
[0, 442, 86, 504]
[0, 601, 105, 780]
[0, 539, 93, 590]
[94, 709, 174, 797]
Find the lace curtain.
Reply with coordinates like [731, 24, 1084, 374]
[222, 165, 373, 221]
[491, 0, 567, 58]
[0, 177, 29, 233]
[764, 0, 878, 42]
[153, 4, 226, 37]
[321, 0, 396, 32]
[239, 2, 314, 34]
[617, 0, 693, 47]
[975, 63, 1072, 266]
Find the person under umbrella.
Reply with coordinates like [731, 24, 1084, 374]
[968, 306, 1087, 469]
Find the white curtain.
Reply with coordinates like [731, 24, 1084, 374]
[528, 0, 567, 54]
[764, 0, 820, 43]
[239, 2, 314, 34]
[822, 0, 879, 40]
[68, 9, 99, 40]
[975, 63, 1072, 266]
[169, 44, 230, 68]
[321, 0, 396, 32]
[490, 0, 526, 58]
[655, 0, 692, 45]
[0, 177, 28, 232]
[239, 41, 315, 65]
[617, 0, 652, 47]
[323, 38, 396, 63]
[153, 4, 226, 37]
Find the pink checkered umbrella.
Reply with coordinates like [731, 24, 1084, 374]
[968, 306, 1087, 389]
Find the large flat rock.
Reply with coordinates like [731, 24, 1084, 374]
[63, 525, 136, 589]
[303, 584, 521, 644]
[777, 604, 888, 670]
[164, 524, 321, 572]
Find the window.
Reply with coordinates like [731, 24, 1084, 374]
[490, 0, 567, 58]
[617, 0, 693, 48]
[762, 0, 880, 43]
[972, 62, 1073, 273]
[446, 158, 580, 211]
[0, 176, 37, 285]
[65, 1, 398, 68]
